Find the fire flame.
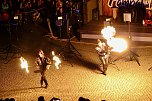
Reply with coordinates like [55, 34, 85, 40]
[52, 51, 61, 69]
[101, 26, 128, 53]
[107, 38, 128, 53]
[101, 26, 116, 40]
[20, 57, 29, 73]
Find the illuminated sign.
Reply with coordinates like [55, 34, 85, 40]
[108, 0, 118, 7]
[108, 0, 147, 8]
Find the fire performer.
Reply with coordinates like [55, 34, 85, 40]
[96, 26, 128, 75]
[36, 50, 51, 88]
[96, 39, 111, 75]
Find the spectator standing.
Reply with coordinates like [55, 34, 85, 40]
[45, 0, 58, 38]
[12, 0, 21, 13]
[31, 0, 38, 10]
[38, 96, 45, 101]
[8, 0, 13, 16]
[37, 0, 43, 9]
[56, 0, 63, 14]
[1, 0, 9, 11]
[1, 0, 9, 20]
[20, 0, 26, 12]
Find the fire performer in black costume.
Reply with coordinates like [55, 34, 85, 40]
[36, 50, 51, 88]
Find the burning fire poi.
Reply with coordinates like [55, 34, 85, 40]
[52, 51, 61, 69]
[20, 57, 29, 73]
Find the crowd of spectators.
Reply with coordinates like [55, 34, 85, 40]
[0, 0, 82, 40]
[0, 0, 44, 20]
[0, 98, 15, 101]
[0, 96, 92, 101]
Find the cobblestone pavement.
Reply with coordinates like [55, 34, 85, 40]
[1, 21, 152, 101]
[0, 41, 152, 101]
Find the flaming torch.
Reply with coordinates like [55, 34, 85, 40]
[20, 57, 29, 73]
[52, 51, 61, 69]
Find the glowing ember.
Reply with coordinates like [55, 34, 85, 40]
[20, 57, 29, 73]
[52, 51, 61, 69]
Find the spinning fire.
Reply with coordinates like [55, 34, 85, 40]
[97, 26, 128, 53]
[20, 51, 61, 73]
[20, 57, 29, 73]
[52, 51, 61, 70]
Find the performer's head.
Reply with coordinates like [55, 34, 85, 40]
[38, 50, 44, 58]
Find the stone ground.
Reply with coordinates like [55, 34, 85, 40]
[0, 20, 152, 101]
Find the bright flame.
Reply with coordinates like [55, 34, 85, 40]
[52, 51, 61, 69]
[20, 57, 29, 73]
[101, 26, 116, 40]
[101, 26, 128, 53]
[107, 38, 128, 53]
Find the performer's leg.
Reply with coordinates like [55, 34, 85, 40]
[40, 76, 43, 86]
[103, 65, 108, 75]
[44, 76, 48, 88]
[40, 72, 45, 87]
[101, 57, 108, 75]
[41, 71, 48, 88]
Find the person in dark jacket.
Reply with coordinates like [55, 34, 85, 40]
[36, 50, 51, 88]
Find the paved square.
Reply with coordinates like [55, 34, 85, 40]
[0, 42, 152, 101]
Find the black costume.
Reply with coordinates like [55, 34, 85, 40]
[36, 50, 51, 88]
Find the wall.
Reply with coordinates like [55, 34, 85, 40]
[87, 0, 97, 22]
[99, 0, 103, 16]
[102, 0, 112, 17]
